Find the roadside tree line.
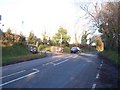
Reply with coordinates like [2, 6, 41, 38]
[1, 28, 26, 46]
[1, 27, 71, 51]
[78, 1, 119, 52]
[27, 27, 71, 52]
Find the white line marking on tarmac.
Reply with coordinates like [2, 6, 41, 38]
[65, 56, 68, 59]
[43, 63, 50, 66]
[92, 60, 103, 89]
[55, 59, 61, 61]
[65, 56, 72, 59]
[52, 59, 61, 63]
[100, 64, 103, 67]
[32, 68, 39, 72]
[54, 59, 69, 66]
[96, 73, 99, 79]
[73, 56, 77, 58]
[92, 84, 96, 89]
[0, 70, 26, 79]
[43, 59, 62, 66]
[0, 69, 39, 87]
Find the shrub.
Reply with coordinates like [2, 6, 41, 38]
[38, 44, 50, 51]
[44, 46, 51, 51]
[38, 45, 45, 50]
[63, 47, 70, 53]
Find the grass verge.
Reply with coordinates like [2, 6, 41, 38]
[99, 50, 120, 65]
[2, 44, 46, 66]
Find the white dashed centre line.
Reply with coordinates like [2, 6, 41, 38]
[54, 59, 69, 66]
[65, 56, 72, 59]
[100, 64, 103, 67]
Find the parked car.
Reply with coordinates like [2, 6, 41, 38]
[28, 45, 38, 54]
[71, 47, 81, 53]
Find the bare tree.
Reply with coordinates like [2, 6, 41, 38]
[76, 1, 119, 51]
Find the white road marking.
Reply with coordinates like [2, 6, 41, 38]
[92, 84, 96, 89]
[54, 59, 69, 66]
[51, 59, 61, 63]
[65, 57, 69, 59]
[32, 68, 39, 72]
[96, 73, 99, 79]
[98, 63, 103, 70]
[73, 55, 77, 58]
[55, 59, 61, 62]
[100, 64, 103, 67]
[0, 69, 39, 87]
[65, 56, 72, 59]
[43, 59, 62, 66]
[73, 56, 75, 58]
[43, 56, 71, 66]
[92, 61, 103, 89]
[43, 63, 50, 66]
[0, 70, 26, 79]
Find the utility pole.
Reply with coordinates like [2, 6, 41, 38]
[60, 34, 62, 47]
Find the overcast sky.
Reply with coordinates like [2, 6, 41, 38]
[0, 0, 101, 43]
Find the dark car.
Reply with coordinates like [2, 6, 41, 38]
[71, 47, 80, 53]
[28, 45, 38, 54]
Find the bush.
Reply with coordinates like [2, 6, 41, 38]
[38, 44, 46, 50]
[63, 47, 70, 53]
[44, 46, 51, 51]
[38, 44, 51, 51]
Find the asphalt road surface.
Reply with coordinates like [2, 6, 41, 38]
[1, 52, 104, 88]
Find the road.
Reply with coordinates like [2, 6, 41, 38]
[1, 52, 103, 88]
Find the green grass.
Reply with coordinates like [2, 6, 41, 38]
[100, 50, 120, 65]
[2, 44, 31, 57]
[2, 44, 46, 65]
